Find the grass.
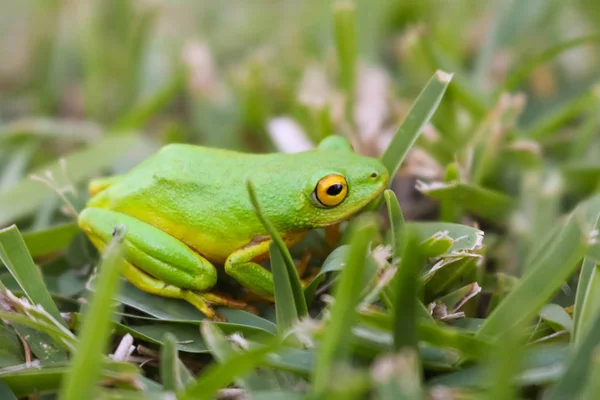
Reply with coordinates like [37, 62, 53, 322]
[1, 0, 600, 399]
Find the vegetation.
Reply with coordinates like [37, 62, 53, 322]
[1, 0, 600, 398]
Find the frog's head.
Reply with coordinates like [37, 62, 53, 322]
[301, 153, 389, 227]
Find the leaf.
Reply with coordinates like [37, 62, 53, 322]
[59, 227, 126, 400]
[0, 325, 23, 367]
[116, 322, 208, 353]
[22, 223, 79, 258]
[312, 216, 377, 395]
[0, 225, 64, 323]
[417, 181, 514, 223]
[115, 281, 277, 335]
[0, 225, 67, 362]
[429, 343, 570, 389]
[0, 134, 140, 226]
[0, 380, 17, 400]
[0, 361, 142, 398]
[540, 304, 574, 333]
[358, 309, 488, 360]
[247, 180, 307, 318]
[380, 70, 452, 185]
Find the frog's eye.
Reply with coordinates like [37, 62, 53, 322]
[313, 174, 348, 207]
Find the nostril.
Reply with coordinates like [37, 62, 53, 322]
[371, 172, 378, 179]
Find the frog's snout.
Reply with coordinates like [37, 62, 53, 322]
[369, 166, 389, 189]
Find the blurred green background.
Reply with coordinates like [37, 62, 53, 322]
[2, 0, 600, 231]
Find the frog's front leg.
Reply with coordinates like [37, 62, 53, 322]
[224, 231, 308, 300]
[78, 208, 253, 320]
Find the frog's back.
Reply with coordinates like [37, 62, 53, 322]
[87, 144, 273, 262]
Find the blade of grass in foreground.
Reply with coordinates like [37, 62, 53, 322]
[201, 321, 282, 392]
[160, 333, 181, 392]
[477, 214, 591, 340]
[0, 225, 64, 325]
[547, 306, 600, 400]
[572, 214, 600, 344]
[247, 180, 307, 319]
[380, 70, 452, 186]
[177, 322, 281, 400]
[59, 226, 126, 400]
[393, 229, 424, 352]
[311, 215, 377, 396]
[270, 242, 299, 334]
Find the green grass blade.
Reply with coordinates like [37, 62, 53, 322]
[333, 0, 357, 119]
[177, 323, 280, 400]
[0, 380, 17, 400]
[246, 180, 307, 318]
[477, 214, 591, 339]
[159, 333, 180, 392]
[580, 348, 600, 399]
[572, 215, 600, 344]
[0, 324, 24, 367]
[393, 229, 424, 352]
[201, 321, 281, 391]
[546, 307, 600, 399]
[312, 215, 377, 395]
[573, 257, 600, 344]
[269, 242, 299, 333]
[22, 223, 79, 258]
[417, 181, 514, 223]
[0, 225, 64, 325]
[380, 70, 452, 184]
[371, 350, 423, 400]
[485, 319, 527, 400]
[59, 226, 126, 400]
[384, 190, 407, 260]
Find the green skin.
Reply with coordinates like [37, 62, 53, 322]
[78, 136, 389, 319]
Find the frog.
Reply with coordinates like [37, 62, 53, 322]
[78, 135, 389, 320]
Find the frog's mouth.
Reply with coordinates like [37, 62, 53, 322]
[323, 176, 388, 227]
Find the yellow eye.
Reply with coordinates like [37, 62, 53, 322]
[314, 174, 348, 207]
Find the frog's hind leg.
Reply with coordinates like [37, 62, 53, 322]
[79, 207, 255, 320]
[122, 262, 256, 321]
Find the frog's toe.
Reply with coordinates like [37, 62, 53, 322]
[201, 291, 259, 315]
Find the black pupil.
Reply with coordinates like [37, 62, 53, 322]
[326, 183, 344, 196]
